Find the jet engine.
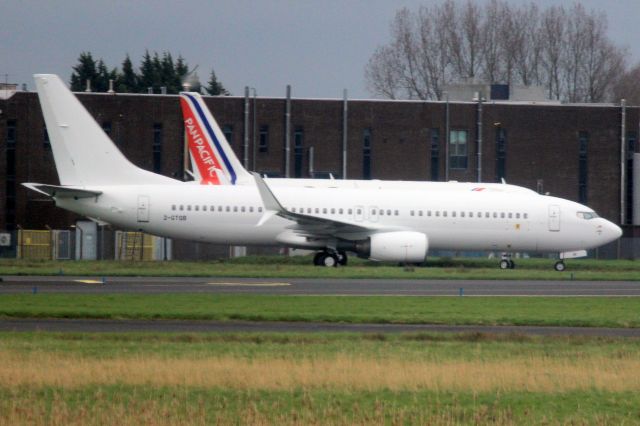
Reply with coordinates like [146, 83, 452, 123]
[349, 231, 428, 263]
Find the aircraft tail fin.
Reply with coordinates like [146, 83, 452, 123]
[180, 92, 252, 185]
[34, 74, 176, 186]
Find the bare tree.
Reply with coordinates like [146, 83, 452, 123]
[365, 0, 629, 103]
[611, 63, 640, 105]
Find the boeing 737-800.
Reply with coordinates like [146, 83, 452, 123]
[24, 74, 621, 270]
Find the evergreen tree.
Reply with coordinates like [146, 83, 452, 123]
[70, 52, 98, 91]
[117, 54, 138, 92]
[205, 69, 229, 95]
[138, 50, 158, 93]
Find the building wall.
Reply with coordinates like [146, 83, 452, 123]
[1, 91, 638, 257]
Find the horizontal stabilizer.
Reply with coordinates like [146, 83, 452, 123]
[22, 183, 102, 199]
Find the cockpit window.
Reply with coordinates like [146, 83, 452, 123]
[577, 211, 599, 220]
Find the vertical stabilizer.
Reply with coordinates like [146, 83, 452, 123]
[180, 92, 252, 185]
[34, 74, 176, 186]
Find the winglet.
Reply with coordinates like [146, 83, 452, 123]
[252, 172, 285, 226]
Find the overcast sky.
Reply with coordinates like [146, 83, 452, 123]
[2, 0, 639, 99]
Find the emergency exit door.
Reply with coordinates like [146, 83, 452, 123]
[548, 205, 560, 231]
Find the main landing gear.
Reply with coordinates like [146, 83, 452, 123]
[313, 250, 348, 267]
[499, 253, 515, 269]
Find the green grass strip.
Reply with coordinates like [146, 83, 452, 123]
[2, 294, 640, 327]
[0, 257, 639, 280]
[1, 386, 638, 425]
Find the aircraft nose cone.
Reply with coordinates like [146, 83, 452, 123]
[603, 221, 623, 242]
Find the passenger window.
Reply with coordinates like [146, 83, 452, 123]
[171, 205, 176, 211]
[322, 208, 327, 214]
[394, 210, 399, 216]
[443, 211, 448, 217]
[218, 206, 223, 212]
[195, 205, 199, 211]
[493, 212, 497, 218]
[485, 212, 489, 218]
[380, 210, 384, 216]
[249, 207, 254, 213]
[203, 206, 207, 212]
[226, 206, 230, 212]
[258, 207, 263, 212]
[508, 213, 513, 219]
[241, 206, 246, 213]
[427, 211, 431, 217]
[315, 208, 319, 214]
[331, 208, 335, 214]
[524, 213, 528, 219]
[210, 205, 215, 211]
[179, 205, 184, 211]
[356, 209, 361, 215]
[500, 212, 505, 219]
[339, 208, 344, 214]
[452, 211, 457, 218]
[187, 205, 192, 211]
[461, 212, 465, 218]
[436, 211, 440, 217]
[516, 213, 520, 219]
[387, 209, 391, 216]
[469, 212, 473, 218]
[419, 211, 423, 217]
[410, 210, 415, 216]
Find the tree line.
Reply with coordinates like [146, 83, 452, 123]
[365, 0, 635, 103]
[70, 51, 229, 95]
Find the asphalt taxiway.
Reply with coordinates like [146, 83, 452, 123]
[2, 275, 639, 336]
[1, 275, 639, 296]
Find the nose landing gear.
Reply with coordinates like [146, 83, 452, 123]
[554, 261, 566, 272]
[499, 253, 515, 269]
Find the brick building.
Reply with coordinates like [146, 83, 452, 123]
[1, 88, 638, 259]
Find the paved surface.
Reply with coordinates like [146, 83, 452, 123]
[3, 276, 638, 337]
[2, 318, 640, 337]
[1, 275, 640, 296]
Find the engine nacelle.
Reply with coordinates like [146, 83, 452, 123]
[359, 231, 428, 263]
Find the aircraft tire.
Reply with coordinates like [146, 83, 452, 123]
[554, 261, 566, 272]
[313, 252, 325, 266]
[499, 259, 510, 270]
[338, 251, 348, 266]
[322, 253, 338, 267]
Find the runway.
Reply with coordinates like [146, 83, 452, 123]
[1, 275, 639, 296]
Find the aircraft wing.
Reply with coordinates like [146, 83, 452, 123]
[252, 173, 399, 239]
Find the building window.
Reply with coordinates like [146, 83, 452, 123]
[430, 128, 439, 181]
[449, 130, 468, 170]
[223, 125, 233, 144]
[363, 128, 372, 179]
[495, 127, 506, 182]
[102, 121, 112, 137]
[259, 125, 269, 153]
[153, 123, 162, 173]
[43, 126, 50, 150]
[5, 120, 17, 230]
[578, 131, 588, 204]
[626, 131, 636, 224]
[294, 127, 304, 178]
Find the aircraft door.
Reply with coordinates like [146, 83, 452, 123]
[137, 195, 150, 223]
[548, 204, 560, 231]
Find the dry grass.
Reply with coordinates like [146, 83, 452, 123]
[2, 351, 639, 393]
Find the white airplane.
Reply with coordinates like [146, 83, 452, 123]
[24, 74, 622, 270]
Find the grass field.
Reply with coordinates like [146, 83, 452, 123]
[0, 256, 639, 280]
[1, 332, 640, 424]
[2, 294, 640, 327]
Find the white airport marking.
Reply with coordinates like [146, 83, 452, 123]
[206, 282, 291, 287]
[73, 279, 104, 284]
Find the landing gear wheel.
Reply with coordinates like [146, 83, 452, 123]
[554, 261, 566, 272]
[313, 252, 325, 266]
[508, 260, 515, 269]
[337, 251, 348, 266]
[499, 259, 510, 270]
[322, 253, 338, 267]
